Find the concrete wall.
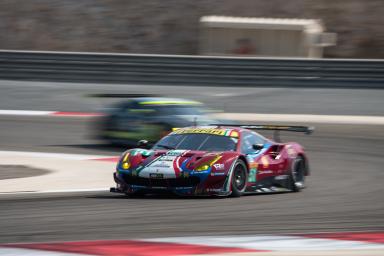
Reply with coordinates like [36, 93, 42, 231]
[0, 0, 383, 58]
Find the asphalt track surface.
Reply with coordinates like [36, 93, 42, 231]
[0, 81, 384, 244]
[1, 80, 384, 115]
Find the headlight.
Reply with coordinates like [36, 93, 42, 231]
[194, 155, 222, 172]
[195, 164, 210, 172]
[121, 152, 131, 170]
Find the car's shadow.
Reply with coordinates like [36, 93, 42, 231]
[87, 192, 228, 200]
[87, 190, 286, 200]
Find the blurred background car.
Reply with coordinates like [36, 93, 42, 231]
[93, 96, 222, 147]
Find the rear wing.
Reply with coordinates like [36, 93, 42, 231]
[212, 124, 314, 142]
[239, 125, 314, 134]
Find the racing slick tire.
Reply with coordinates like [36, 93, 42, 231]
[289, 156, 306, 192]
[230, 159, 248, 197]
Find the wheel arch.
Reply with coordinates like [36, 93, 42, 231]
[237, 155, 249, 173]
[222, 154, 248, 195]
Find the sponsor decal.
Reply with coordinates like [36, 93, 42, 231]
[213, 163, 225, 170]
[166, 150, 186, 156]
[140, 156, 178, 178]
[130, 185, 145, 188]
[249, 162, 258, 169]
[159, 156, 174, 161]
[211, 172, 226, 176]
[150, 173, 164, 179]
[207, 188, 222, 192]
[248, 168, 257, 182]
[275, 175, 289, 180]
[151, 162, 171, 168]
[172, 128, 238, 137]
[130, 149, 150, 156]
[258, 170, 273, 174]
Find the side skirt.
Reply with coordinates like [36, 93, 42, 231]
[245, 175, 293, 194]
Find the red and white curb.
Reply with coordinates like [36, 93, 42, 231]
[1, 109, 384, 125]
[1, 232, 383, 255]
[0, 110, 102, 117]
[145, 232, 384, 251]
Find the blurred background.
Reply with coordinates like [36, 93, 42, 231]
[0, 1, 383, 255]
[0, 0, 383, 58]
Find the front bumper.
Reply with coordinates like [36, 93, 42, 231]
[111, 172, 230, 196]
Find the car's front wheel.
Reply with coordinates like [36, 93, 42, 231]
[230, 159, 248, 197]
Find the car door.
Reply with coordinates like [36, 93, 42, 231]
[256, 144, 287, 181]
[240, 131, 266, 183]
[241, 131, 287, 184]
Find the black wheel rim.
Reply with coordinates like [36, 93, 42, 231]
[234, 164, 246, 190]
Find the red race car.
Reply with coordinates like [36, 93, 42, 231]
[111, 125, 314, 197]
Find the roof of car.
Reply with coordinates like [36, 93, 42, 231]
[133, 97, 202, 106]
[170, 126, 243, 137]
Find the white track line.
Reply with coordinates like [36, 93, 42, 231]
[1, 109, 384, 125]
[145, 235, 384, 251]
[215, 113, 384, 125]
[0, 110, 54, 116]
[0, 248, 87, 256]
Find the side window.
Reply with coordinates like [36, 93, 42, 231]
[116, 102, 135, 117]
[121, 102, 156, 118]
[241, 131, 265, 154]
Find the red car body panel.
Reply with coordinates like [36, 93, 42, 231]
[111, 126, 311, 196]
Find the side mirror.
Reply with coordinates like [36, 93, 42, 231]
[137, 140, 149, 148]
[252, 144, 264, 151]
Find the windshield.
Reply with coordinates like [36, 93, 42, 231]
[153, 133, 238, 151]
[157, 106, 204, 115]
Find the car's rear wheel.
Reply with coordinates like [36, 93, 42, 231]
[230, 159, 248, 197]
[290, 156, 306, 192]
